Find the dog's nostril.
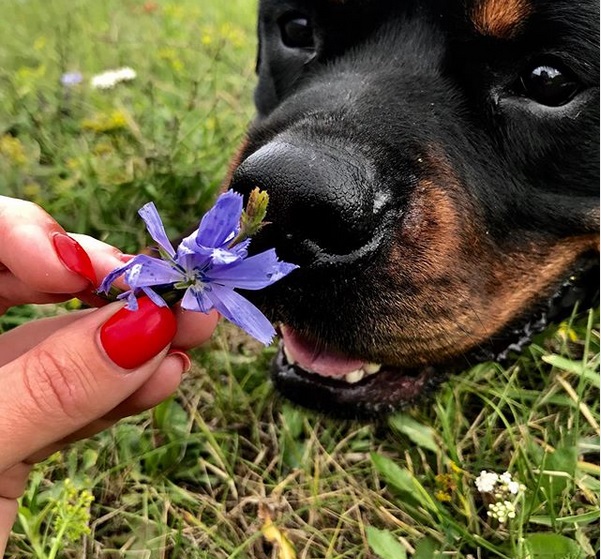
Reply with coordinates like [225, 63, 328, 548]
[231, 141, 380, 257]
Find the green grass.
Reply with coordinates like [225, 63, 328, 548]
[1, 1, 599, 558]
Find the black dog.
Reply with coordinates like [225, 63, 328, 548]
[226, 0, 600, 416]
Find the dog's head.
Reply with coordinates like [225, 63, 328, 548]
[227, 0, 600, 416]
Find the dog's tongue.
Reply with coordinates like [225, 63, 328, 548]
[281, 326, 365, 378]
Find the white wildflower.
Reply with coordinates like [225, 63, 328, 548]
[475, 470, 499, 493]
[487, 500, 517, 523]
[114, 67, 137, 81]
[507, 480, 522, 494]
[498, 471, 524, 496]
[477, 470, 525, 524]
[499, 472, 513, 485]
[91, 71, 119, 89]
[90, 67, 137, 89]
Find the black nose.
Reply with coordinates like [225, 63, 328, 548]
[230, 140, 382, 259]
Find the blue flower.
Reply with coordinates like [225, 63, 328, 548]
[60, 72, 83, 86]
[99, 191, 298, 345]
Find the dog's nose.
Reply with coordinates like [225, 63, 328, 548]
[231, 141, 381, 258]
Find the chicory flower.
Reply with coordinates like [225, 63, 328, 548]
[60, 72, 83, 86]
[99, 191, 297, 345]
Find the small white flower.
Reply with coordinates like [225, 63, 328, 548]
[497, 472, 525, 496]
[114, 67, 137, 81]
[475, 470, 499, 493]
[499, 472, 513, 485]
[91, 70, 119, 89]
[507, 480, 521, 494]
[90, 67, 137, 89]
[487, 500, 517, 523]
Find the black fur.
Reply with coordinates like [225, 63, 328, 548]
[228, 0, 600, 415]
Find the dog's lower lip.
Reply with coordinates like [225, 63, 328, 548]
[272, 338, 438, 416]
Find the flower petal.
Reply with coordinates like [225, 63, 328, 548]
[205, 284, 275, 345]
[138, 202, 176, 258]
[181, 286, 214, 313]
[207, 249, 298, 290]
[98, 259, 138, 293]
[123, 255, 183, 288]
[194, 191, 243, 248]
[141, 287, 168, 308]
[177, 243, 246, 272]
[123, 290, 140, 311]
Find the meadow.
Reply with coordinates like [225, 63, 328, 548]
[0, 1, 599, 557]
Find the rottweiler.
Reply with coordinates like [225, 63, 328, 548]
[226, 0, 600, 416]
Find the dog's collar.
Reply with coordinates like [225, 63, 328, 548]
[468, 252, 600, 364]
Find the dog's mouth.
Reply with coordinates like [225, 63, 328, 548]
[269, 254, 599, 418]
[272, 325, 441, 417]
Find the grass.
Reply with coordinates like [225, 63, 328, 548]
[1, 1, 599, 558]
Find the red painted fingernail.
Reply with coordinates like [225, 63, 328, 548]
[100, 297, 177, 369]
[167, 349, 192, 373]
[52, 232, 97, 286]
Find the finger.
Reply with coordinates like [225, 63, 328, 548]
[0, 305, 213, 368]
[0, 298, 182, 468]
[0, 275, 71, 311]
[0, 310, 95, 367]
[69, 233, 133, 292]
[0, 196, 95, 294]
[105, 351, 191, 419]
[0, 463, 32, 499]
[0, 497, 17, 554]
[23, 352, 188, 464]
[0, 197, 129, 308]
[172, 306, 220, 349]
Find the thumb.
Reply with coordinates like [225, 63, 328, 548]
[0, 298, 177, 468]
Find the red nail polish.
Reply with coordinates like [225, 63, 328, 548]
[167, 349, 192, 373]
[52, 232, 97, 286]
[100, 297, 177, 369]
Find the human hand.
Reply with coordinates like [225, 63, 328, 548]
[0, 196, 219, 552]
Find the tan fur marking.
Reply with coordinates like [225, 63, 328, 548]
[472, 0, 531, 39]
[379, 160, 599, 366]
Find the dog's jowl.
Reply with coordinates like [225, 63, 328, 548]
[227, 0, 600, 416]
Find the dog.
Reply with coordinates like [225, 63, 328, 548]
[225, 0, 600, 416]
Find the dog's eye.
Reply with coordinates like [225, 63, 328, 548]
[279, 14, 314, 49]
[520, 64, 580, 107]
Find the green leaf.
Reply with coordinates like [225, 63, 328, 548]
[413, 536, 441, 559]
[366, 527, 407, 559]
[542, 355, 600, 388]
[371, 453, 439, 516]
[540, 447, 578, 498]
[280, 404, 307, 469]
[530, 509, 600, 526]
[524, 533, 585, 559]
[82, 449, 98, 471]
[153, 396, 189, 438]
[388, 413, 440, 453]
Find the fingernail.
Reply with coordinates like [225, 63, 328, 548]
[52, 232, 97, 286]
[100, 297, 177, 369]
[167, 349, 192, 373]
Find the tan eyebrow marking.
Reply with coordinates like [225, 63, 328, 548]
[472, 0, 532, 39]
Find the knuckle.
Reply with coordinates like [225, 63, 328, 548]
[0, 198, 46, 228]
[21, 345, 96, 421]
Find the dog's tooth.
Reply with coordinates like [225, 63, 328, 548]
[282, 344, 296, 365]
[363, 363, 382, 375]
[344, 369, 365, 384]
